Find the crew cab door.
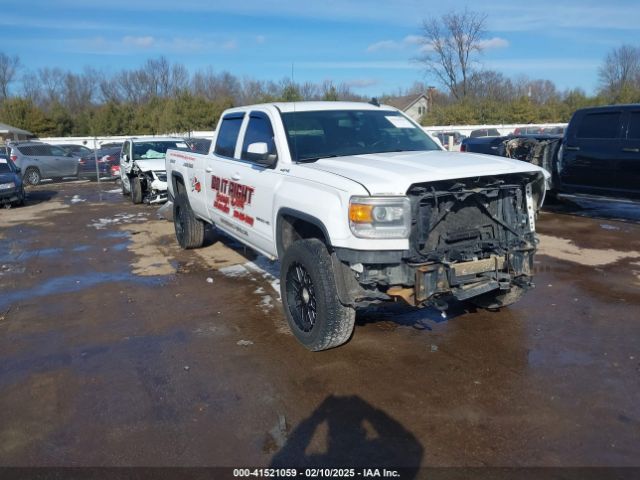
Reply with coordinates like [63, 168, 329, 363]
[205, 111, 280, 257]
[618, 109, 640, 193]
[560, 109, 622, 191]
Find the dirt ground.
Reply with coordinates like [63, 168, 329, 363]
[0, 181, 639, 470]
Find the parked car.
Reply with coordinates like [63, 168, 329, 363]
[513, 126, 543, 135]
[0, 154, 25, 207]
[469, 128, 501, 138]
[542, 126, 565, 135]
[98, 142, 123, 149]
[435, 131, 465, 149]
[120, 137, 187, 204]
[8, 141, 79, 185]
[59, 144, 94, 159]
[78, 146, 121, 179]
[558, 104, 640, 198]
[184, 137, 212, 154]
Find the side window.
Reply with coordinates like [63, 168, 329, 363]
[49, 146, 67, 156]
[627, 112, 640, 140]
[241, 113, 277, 163]
[576, 112, 622, 139]
[214, 114, 244, 158]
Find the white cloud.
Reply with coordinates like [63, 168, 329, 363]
[344, 78, 379, 88]
[403, 35, 423, 45]
[478, 37, 509, 50]
[485, 58, 600, 71]
[122, 35, 155, 48]
[366, 40, 400, 53]
[255, 35, 266, 44]
[222, 39, 238, 50]
[296, 61, 419, 70]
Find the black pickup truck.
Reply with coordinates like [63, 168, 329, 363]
[460, 104, 640, 199]
[558, 104, 640, 198]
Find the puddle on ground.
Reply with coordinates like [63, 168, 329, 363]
[0, 271, 166, 310]
[0, 247, 64, 263]
[537, 234, 640, 267]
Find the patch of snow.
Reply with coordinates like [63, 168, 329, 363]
[218, 264, 250, 277]
[88, 212, 149, 229]
[70, 195, 86, 204]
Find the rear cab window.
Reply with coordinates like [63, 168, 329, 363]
[576, 111, 622, 139]
[214, 113, 245, 158]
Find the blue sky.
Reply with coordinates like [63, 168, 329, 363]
[1, 0, 638, 97]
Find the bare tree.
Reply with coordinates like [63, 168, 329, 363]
[417, 8, 487, 100]
[467, 70, 514, 101]
[0, 52, 20, 100]
[598, 44, 640, 100]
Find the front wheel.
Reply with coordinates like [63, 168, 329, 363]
[130, 176, 143, 204]
[24, 167, 41, 186]
[280, 239, 355, 351]
[470, 285, 527, 309]
[173, 193, 205, 249]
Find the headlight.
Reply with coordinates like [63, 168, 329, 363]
[0, 182, 16, 190]
[349, 196, 411, 239]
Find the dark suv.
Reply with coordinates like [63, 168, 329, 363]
[559, 104, 640, 197]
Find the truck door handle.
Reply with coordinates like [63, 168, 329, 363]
[565, 146, 580, 151]
[231, 173, 241, 181]
[205, 167, 213, 173]
[622, 147, 640, 153]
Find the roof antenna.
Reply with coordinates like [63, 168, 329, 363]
[369, 97, 380, 107]
[291, 62, 299, 163]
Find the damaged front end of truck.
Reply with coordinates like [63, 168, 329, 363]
[336, 172, 546, 309]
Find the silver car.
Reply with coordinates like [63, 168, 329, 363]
[9, 142, 79, 185]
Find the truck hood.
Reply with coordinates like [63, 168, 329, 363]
[134, 158, 166, 172]
[301, 150, 548, 195]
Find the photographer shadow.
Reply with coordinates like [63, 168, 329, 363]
[270, 395, 423, 477]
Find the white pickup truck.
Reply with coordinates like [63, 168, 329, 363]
[166, 101, 548, 351]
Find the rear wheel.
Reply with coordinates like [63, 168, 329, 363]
[471, 285, 527, 309]
[173, 193, 205, 249]
[24, 167, 41, 186]
[280, 239, 355, 351]
[131, 176, 143, 204]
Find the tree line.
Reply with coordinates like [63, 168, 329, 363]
[0, 55, 368, 137]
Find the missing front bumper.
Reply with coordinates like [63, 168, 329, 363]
[388, 252, 533, 306]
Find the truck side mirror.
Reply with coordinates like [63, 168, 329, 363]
[121, 154, 128, 163]
[247, 142, 277, 167]
[247, 142, 268, 156]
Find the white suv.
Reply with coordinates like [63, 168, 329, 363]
[120, 137, 188, 204]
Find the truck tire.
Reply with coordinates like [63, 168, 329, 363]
[131, 176, 143, 204]
[173, 193, 205, 249]
[470, 285, 527, 310]
[280, 238, 356, 351]
[24, 167, 41, 186]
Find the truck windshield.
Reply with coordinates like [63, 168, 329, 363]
[132, 141, 185, 160]
[281, 110, 439, 162]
